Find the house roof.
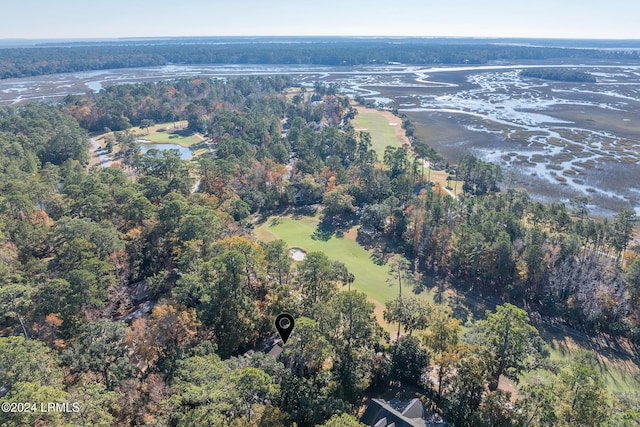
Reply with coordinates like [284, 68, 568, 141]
[130, 279, 150, 302]
[267, 343, 283, 358]
[119, 300, 156, 322]
[360, 398, 450, 427]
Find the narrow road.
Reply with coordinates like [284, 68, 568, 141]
[191, 178, 201, 193]
[194, 132, 215, 154]
[89, 138, 110, 167]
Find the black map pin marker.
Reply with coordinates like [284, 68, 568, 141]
[275, 313, 295, 345]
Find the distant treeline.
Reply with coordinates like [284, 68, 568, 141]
[1, 39, 639, 79]
[520, 68, 597, 82]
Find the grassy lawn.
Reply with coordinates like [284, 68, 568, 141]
[352, 107, 463, 196]
[352, 109, 403, 159]
[254, 215, 436, 331]
[137, 122, 202, 147]
[543, 329, 640, 393]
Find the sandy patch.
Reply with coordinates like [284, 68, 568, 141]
[289, 247, 307, 261]
[343, 226, 359, 242]
[371, 296, 393, 333]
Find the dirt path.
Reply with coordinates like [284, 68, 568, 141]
[89, 137, 110, 168]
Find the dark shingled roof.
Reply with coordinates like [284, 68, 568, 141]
[360, 398, 450, 427]
[267, 343, 283, 358]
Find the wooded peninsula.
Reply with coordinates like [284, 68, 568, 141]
[2, 37, 639, 79]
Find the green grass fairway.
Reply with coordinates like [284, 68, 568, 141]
[139, 123, 202, 147]
[352, 109, 463, 196]
[255, 216, 436, 330]
[353, 110, 403, 159]
[256, 217, 395, 304]
[544, 332, 640, 393]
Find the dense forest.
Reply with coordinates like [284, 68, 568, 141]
[519, 68, 597, 82]
[2, 37, 640, 78]
[1, 76, 639, 426]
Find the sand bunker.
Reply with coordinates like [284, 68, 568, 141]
[289, 247, 307, 261]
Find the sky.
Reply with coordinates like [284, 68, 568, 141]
[2, 0, 640, 40]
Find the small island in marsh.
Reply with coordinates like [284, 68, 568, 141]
[520, 67, 597, 82]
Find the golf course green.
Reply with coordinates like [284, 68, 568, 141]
[254, 215, 436, 330]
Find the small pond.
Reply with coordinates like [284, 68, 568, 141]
[139, 142, 193, 160]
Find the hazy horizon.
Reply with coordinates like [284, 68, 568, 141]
[4, 0, 640, 40]
[2, 36, 640, 51]
[3, 35, 640, 42]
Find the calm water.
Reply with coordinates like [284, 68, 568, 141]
[139, 143, 193, 160]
